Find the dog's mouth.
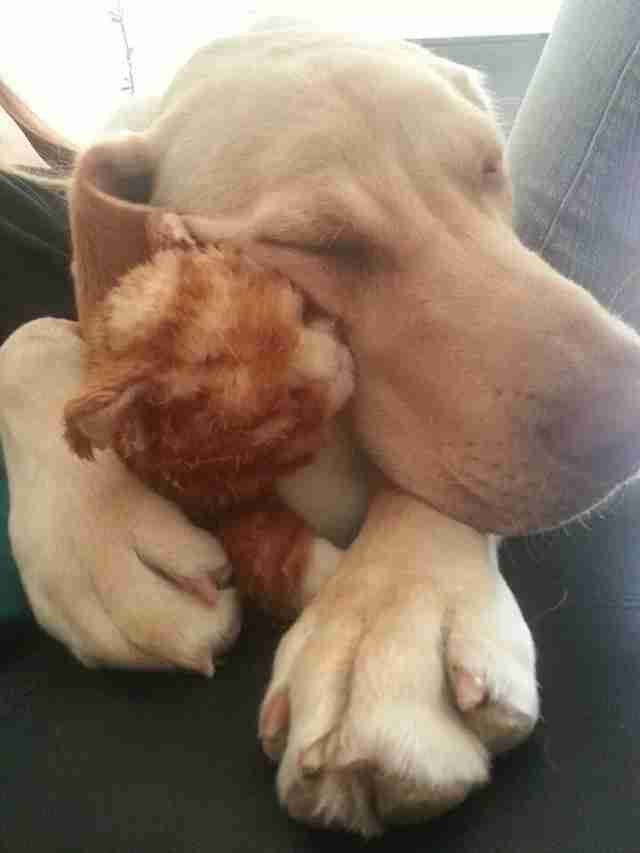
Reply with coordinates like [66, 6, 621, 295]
[369, 425, 640, 536]
[410, 478, 619, 536]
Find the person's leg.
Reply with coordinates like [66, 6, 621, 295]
[508, 0, 640, 320]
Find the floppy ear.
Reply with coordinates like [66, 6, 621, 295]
[428, 56, 497, 119]
[70, 134, 157, 330]
[64, 381, 144, 461]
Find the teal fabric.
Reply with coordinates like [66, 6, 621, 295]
[0, 476, 32, 623]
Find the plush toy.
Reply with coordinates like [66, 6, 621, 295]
[63, 214, 354, 620]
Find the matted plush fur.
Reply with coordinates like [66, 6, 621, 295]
[64, 233, 353, 618]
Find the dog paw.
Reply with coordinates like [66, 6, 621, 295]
[12, 456, 243, 674]
[2, 318, 242, 673]
[259, 552, 537, 836]
[445, 571, 539, 754]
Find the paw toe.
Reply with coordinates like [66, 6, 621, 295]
[447, 638, 539, 754]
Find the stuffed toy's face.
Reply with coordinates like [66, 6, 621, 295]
[64, 238, 354, 518]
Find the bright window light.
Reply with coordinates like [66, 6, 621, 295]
[1, 0, 563, 141]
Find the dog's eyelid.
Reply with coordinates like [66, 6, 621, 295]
[259, 235, 329, 253]
[261, 235, 360, 257]
[257, 234, 388, 279]
[259, 226, 374, 258]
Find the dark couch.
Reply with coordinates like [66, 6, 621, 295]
[2, 33, 639, 853]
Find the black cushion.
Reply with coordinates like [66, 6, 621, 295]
[0, 171, 74, 345]
[1, 506, 639, 852]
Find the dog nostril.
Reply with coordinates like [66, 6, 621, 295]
[542, 384, 640, 481]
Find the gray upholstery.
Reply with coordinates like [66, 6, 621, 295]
[415, 33, 548, 133]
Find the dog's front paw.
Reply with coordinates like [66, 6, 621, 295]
[259, 533, 538, 836]
[446, 569, 539, 754]
[11, 450, 243, 674]
[1, 318, 242, 673]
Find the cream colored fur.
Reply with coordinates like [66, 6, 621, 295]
[2, 28, 640, 835]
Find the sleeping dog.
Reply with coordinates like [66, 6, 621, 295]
[2, 29, 640, 835]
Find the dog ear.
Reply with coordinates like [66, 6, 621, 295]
[64, 381, 144, 461]
[428, 56, 497, 119]
[70, 134, 157, 330]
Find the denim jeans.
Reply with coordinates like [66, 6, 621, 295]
[508, 0, 640, 324]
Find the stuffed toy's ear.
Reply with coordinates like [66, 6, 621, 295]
[70, 134, 157, 329]
[64, 382, 144, 461]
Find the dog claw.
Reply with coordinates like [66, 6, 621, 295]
[260, 690, 291, 761]
[176, 575, 220, 607]
[299, 737, 329, 777]
[176, 565, 233, 606]
[192, 653, 215, 678]
[451, 667, 487, 712]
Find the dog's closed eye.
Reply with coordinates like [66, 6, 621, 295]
[481, 152, 506, 187]
[261, 232, 366, 261]
[257, 217, 388, 278]
[261, 237, 385, 283]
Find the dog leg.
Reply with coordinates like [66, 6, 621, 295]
[259, 488, 538, 835]
[0, 318, 241, 673]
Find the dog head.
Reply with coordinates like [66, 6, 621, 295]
[70, 30, 640, 534]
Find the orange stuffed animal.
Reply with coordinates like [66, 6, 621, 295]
[63, 214, 354, 620]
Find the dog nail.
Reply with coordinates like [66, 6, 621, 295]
[452, 667, 487, 711]
[299, 739, 327, 776]
[178, 575, 219, 607]
[259, 690, 290, 761]
[193, 655, 215, 678]
[260, 690, 290, 736]
[329, 732, 371, 772]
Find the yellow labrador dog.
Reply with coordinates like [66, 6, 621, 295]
[3, 29, 640, 836]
